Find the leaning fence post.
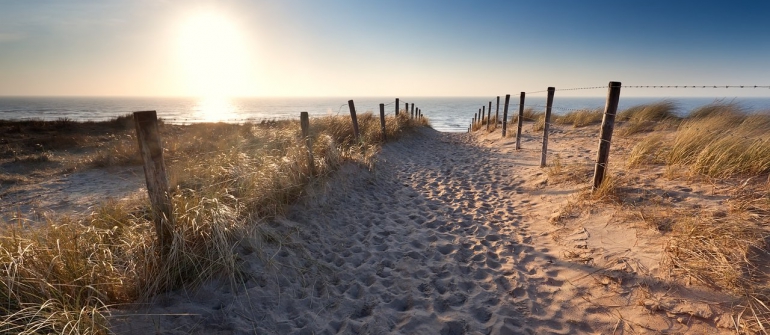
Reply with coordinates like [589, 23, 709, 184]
[592, 81, 622, 190]
[486, 101, 492, 131]
[540, 87, 555, 167]
[395, 98, 400, 116]
[516, 92, 525, 150]
[379, 103, 387, 141]
[347, 100, 360, 141]
[300, 112, 315, 176]
[133, 111, 174, 254]
[495, 96, 500, 128]
[501, 94, 510, 137]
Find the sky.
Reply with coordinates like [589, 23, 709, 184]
[0, 0, 769, 98]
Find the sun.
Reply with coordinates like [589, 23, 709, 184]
[176, 10, 254, 99]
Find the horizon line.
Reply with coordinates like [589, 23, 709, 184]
[2, 95, 770, 99]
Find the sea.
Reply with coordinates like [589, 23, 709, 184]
[2, 96, 770, 133]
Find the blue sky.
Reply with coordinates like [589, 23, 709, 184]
[0, 0, 768, 97]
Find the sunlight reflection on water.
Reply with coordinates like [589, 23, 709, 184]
[193, 97, 240, 122]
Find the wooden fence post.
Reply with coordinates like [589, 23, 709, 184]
[516, 92, 525, 150]
[486, 101, 492, 131]
[300, 112, 315, 176]
[495, 96, 500, 128]
[592, 81, 622, 191]
[347, 100, 360, 141]
[379, 103, 387, 141]
[411, 104, 415, 119]
[133, 111, 174, 254]
[473, 116, 476, 129]
[395, 98, 400, 116]
[540, 87, 555, 167]
[501, 94, 510, 137]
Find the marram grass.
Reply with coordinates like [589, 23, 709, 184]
[0, 113, 429, 334]
[618, 102, 770, 332]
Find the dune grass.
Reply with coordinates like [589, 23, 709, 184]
[616, 102, 770, 331]
[668, 107, 770, 178]
[0, 112, 429, 334]
[626, 134, 667, 168]
[617, 100, 680, 135]
[509, 107, 542, 125]
[554, 108, 604, 128]
[624, 102, 770, 178]
[663, 187, 770, 333]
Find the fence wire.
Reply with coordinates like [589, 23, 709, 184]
[622, 85, 770, 89]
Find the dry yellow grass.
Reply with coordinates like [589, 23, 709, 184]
[616, 103, 770, 331]
[0, 113, 429, 334]
[618, 100, 680, 135]
[554, 108, 604, 128]
[668, 109, 770, 177]
[627, 134, 667, 168]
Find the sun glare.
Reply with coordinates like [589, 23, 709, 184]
[176, 10, 254, 99]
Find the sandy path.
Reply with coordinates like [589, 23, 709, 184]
[112, 128, 729, 334]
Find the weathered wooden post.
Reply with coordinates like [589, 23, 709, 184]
[501, 94, 510, 137]
[395, 98, 400, 116]
[495, 96, 500, 128]
[473, 116, 476, 129]
[540, 87, 555, 168]
[411, 103, 415, 119]
[300, 112, 315, 176]
[486, 101, 492, 131]
[299, 112, 315, 177]
[592, 81, 622, 191]
[133, 111, 174, 253]
[379, 103, 387, 141]
[516, 92, 525, 150]
[347, 100, 361, 141]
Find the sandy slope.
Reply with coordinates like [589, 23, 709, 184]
[1, 166, 145, 220]
[111, 127, 734, 334]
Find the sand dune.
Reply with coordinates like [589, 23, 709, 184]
[111, 127, 734, 334]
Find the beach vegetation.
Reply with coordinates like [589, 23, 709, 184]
[0, 112, 429, 334]
[554, 108, 604, 128]
[617, 100, 680, 135]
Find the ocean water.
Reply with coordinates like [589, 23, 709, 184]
[1, 96, 770, 132]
